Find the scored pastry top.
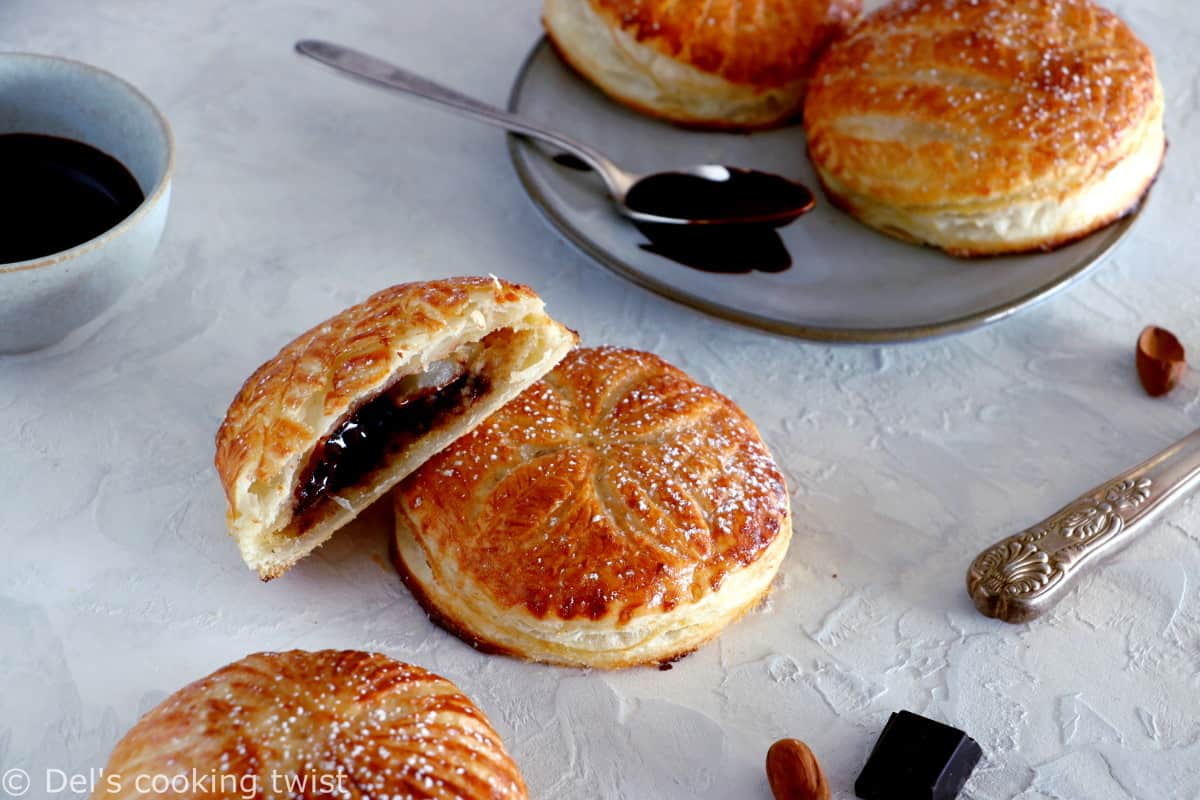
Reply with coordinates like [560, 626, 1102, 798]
[396, 346, 790, 623]
[804, 0, 1162, 209]
[586, 0, 861, 87]
[94, 650, 528, 800]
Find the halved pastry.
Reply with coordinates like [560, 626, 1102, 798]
[543, 0, 862, 129]
[94, 650, 528, 800]
[803, 0, 1165, 255]
[216, 277, 577, 580]
[393, 346, 792, 669]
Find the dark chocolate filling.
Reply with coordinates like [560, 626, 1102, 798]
[293, 370, 489, 514]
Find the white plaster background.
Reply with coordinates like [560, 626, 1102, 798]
[2, 1, 1200, 798]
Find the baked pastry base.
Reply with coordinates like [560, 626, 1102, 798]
[803, 0, 1166, 256]
[811, 97, 1166, 256]
[541, 0, 857, 130]
[391, 346, 793, 669]
[544, 30, 803, 132]
[392, 514, 791, 669]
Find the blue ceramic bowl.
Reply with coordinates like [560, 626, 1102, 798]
[0, 53, 174, 352]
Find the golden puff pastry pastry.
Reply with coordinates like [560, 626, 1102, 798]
[93, 650, 527, 800]
[216, 277, 576, 580]
[543, 0, 861, 129]
[803, 0, 1164, 256]
[393, 346, 792, 669]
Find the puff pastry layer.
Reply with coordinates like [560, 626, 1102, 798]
[804, 0, 1164, 255]
[216, 277, 576, 579]
[544, 0, 860, 129]
[93, 650, 527, 800]
[394, 346, 792, 669]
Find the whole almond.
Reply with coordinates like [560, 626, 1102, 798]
[766, 738, 830, 800]
[1136, 325, 1186, 397]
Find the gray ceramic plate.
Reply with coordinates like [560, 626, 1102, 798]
[506, 39, 1141, 343]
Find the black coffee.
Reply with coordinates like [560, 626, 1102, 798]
[0, 133, 144, 263]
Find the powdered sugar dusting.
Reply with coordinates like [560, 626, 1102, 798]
[806, 0, 1158, 203]
[399, 347, 790, 624]
[98, 650, 527, 799]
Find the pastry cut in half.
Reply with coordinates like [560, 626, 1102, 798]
[543, 0, 861, 129]
[216, 277, 577, 580]
[393, 346, 792, 669]
[94, 650, 528, 800]
[803, 0, 1165, 256]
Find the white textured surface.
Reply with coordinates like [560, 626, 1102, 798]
[2, 1, 1199, 798]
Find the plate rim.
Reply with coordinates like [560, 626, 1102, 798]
[505, 37, 1140, 344]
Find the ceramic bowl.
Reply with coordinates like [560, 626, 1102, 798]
[0, 53, 174, 353]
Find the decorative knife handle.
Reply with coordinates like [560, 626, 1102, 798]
[967, 428, 1200, 623]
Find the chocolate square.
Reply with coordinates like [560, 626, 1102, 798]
[855, 710, 982, 800]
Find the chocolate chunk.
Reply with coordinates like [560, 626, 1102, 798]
[293, 370, 488, 514]
[855, 711, 982, 800]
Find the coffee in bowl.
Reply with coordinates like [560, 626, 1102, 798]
[0, 53, 174, 353]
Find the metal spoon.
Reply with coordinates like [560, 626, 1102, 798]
[294, 39, 815, 227]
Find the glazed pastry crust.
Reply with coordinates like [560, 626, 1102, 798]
[93, 650, 527, 800]
[394, 347, 792, 669]
[543, 0, 861, 129]
[215, 277, 576, 580]
[803, 0, 1165, 255]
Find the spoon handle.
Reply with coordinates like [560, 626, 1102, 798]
[294, 39, 632, 195]
[967, 427, 1200, 623]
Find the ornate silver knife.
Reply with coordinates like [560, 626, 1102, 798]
[967, 429, 1200, 623]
